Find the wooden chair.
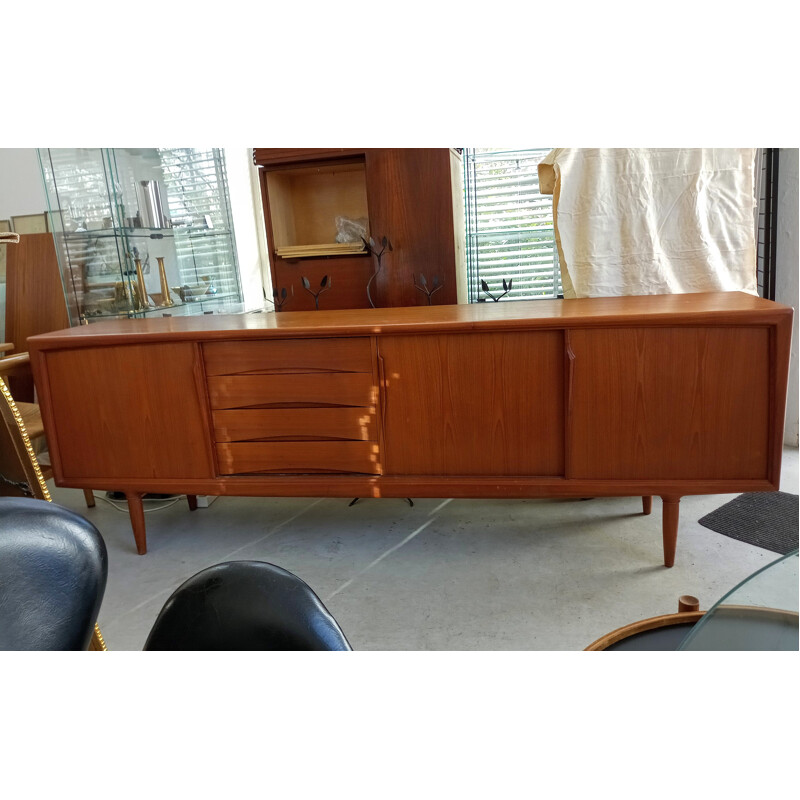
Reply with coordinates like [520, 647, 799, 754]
[1, 376, 106, 650]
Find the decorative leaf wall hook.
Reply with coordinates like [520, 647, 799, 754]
[272, 285, 292, 311]
[480, 277, 513, 302]
[302, 275, 332, 310]
[362, 235, 392, 309]
[414, 272, 444, 305]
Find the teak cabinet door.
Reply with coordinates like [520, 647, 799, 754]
[42, 343, 216, 481]
[379, 332, 565, 476]
[567, 327, 771, 480]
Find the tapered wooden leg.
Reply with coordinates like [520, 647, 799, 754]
[660, 495, 681, 568]
[83, 488, 96, 508]
[187, 494, 198, 511]
[642, 495, 652, 515]
[125, 491, 147, 555]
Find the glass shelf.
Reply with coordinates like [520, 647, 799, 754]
[81, 293, 243, 320]
[62, 226, 233, 241]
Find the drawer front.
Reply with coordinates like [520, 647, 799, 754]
[204, 337, 372, 376]
[205, 336, 380, 475]
[217, 441, 381, 475]
[208, 373, 376, 410]
[213, 407, 377, 442]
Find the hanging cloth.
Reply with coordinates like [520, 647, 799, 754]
[538, 148, 758, 298]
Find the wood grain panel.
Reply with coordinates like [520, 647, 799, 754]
[568, 327, 771, 480]
[365, 148, 458, 308]
[254, 149, 366, 166]
[217, 441, 381, 475]
[27, 291, 793, 349]
[208, 372, 377, 409]
[42, 343, 215, 480]
[4, 233, 70, 401]
[4, 233, 69, 349]
[768, 313, 794, 487]
[379, 331, 564, 476]
[269, 254, 375, 312]
[213, 407, 377, 442]
[203, 337, 372, 376]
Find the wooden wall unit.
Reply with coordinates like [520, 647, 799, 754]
[255, 148, 465, 311]
[29, 292, 793, 563]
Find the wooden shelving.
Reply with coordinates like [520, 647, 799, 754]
[275, 242, 367, 259]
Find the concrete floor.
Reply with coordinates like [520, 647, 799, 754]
[47, 447, 799, 651]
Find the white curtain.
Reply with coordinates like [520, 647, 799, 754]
[539, 148, 758, 298]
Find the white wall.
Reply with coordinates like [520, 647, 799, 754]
[0, 148, 48, 219]
[775, 148, 799, 446]
[224, 148, 271, 311]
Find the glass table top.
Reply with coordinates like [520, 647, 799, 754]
[678, 549, 798, 651]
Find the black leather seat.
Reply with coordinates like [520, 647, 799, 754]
[0, 497, 108, 650]
[144, 561, 352, 651]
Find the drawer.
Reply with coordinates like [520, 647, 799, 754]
[208, 372, 376, 409]
[213, 407, 377, 442]
[204, 337, 372, 376]
[216, 441, 381, 475]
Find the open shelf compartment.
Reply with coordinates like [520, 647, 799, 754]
[265, 159, 370, 257]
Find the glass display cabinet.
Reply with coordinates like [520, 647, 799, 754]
[38, 148, 243, 325]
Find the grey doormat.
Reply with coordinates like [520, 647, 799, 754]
[698, 492, 799, 555]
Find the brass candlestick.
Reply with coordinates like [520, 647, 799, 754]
[157, 257, 174, 307]
[134, 259, 150, 309]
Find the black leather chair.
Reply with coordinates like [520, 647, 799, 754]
[0, 498, 348, 651]
[0, 497, 108, 651]
[144, 561, 352, 651]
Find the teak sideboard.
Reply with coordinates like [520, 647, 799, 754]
[28, 292, 793, 564]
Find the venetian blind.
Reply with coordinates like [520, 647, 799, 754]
[463, 148, 560, 302]
[159, 148, 242, 302]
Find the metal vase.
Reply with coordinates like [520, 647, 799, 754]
[137, 180, 166, 229]
[134, 259, 150, 309]
[157, 257, 174, 306]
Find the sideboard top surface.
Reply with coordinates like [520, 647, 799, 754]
[27, 292, 793, 350]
